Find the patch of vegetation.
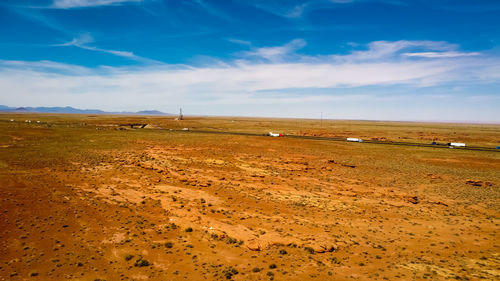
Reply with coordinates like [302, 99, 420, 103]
[134, 257, 150, 267]
[185, 227, 193, 232]
[124, 254, 134, 261]
[222, 266, 239, 279]
[226, 237, 238, 244]
[304, 247, 315, 254]
[328, 257, 342, 264]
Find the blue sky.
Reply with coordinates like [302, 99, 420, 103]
[1, 0, 499, 121]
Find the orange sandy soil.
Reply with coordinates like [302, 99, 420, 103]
[0, 114, 499, 281]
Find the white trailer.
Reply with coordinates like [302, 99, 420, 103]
[347, 138, 363, 142]
[268, 132, 282, 137]
[448, 142, 466, 147]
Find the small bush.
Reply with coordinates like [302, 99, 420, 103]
[165, 242, 173, 248]
[185, 227, 193, 232]
[304, 247, 315, 254]
[124, 254, 134, 261]
[269, 263, 277, 269]
[222, 266, 239, 279]
[279, 249, 287, 255]
[252, 267, 261, 272]
[329, 257, 341, 264]
[226, 237, 237, 244]
[134, 258, 150, 267]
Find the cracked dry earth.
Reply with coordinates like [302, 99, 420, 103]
[1, 119, 499, 281]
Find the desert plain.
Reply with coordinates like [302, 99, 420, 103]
[0, 114, 499, 280]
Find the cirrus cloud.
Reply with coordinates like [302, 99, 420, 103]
[51, 0, 143, 9]
[1, 39, 499, 121]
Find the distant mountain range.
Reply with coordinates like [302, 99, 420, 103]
[0, 105, 172, 115]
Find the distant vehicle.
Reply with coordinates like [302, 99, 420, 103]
[268, 132, 283, 137]
[496, 146, 500, 149]
[347, 138, 363, 142]
[431, 141, 437, 145]
[448, 142, 466, 147]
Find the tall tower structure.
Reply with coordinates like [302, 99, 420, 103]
[179, 108, 183, 120]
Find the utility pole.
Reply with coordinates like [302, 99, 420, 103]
[321, 112, 323, 127]
[179, 108, 183, 120]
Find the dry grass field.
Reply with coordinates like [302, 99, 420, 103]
[0, 114, 499, 281]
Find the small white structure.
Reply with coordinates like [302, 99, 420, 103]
[36, 120, 40, 123]
[347, 138, 363, 142]
[268, 132, 282, 137]
[182, 128, 189, 131]
[448, 142, 466, 147]
[10, 119, 14, 122]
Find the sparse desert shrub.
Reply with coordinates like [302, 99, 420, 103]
[269, 263, 277, 269]
[226, 237, 237, 244]
[304, 247, 315, 254]
[222, 266, 239, 279]
[329, 257, 341, 264]
[124, 254, 134, 261]
[165, 223, 177, 230]
[252, 267, 261, 272]
[165, 242, 173, 248]
[134, 258, 150, 267]
[185, 227, 193, 232]
[279, 249, 287, 255]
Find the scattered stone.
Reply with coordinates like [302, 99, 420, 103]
[465, 180, 493, 187]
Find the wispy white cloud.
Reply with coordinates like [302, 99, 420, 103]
[241, 0, 387, 19]
[51, 0, 143, 9]
[189, 0, 234, 22]
[242, 39, 306, 63]
[403, 51, 481, 58]
[333, 40, 455, 62]
[226, 38, 252, 47]
[285, 3, 308, 18]
[55, 33, 161, 64]
[1, 40, 499, 120]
